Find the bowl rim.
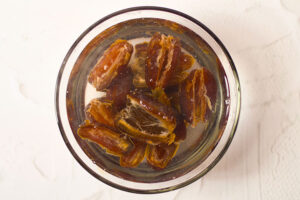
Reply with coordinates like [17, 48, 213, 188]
[55, 6, 241, 194]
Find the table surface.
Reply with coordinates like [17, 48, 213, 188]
[1, 0, 299, 199]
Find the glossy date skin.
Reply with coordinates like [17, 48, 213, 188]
[180, 69, 207, 127]
[88, 40, 133, 91]
[106, 67, 133, 111]
[120, 139, 147, 168]
[85, 98, 115, 128]
[145, 33, 181, 89]
[77, 121, 132, 157]
[146, 143, 179, 169]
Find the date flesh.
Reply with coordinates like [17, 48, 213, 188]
[168, 52, 195, 86]
[88, 40, 133, 91]
[115, 91, 176, 145]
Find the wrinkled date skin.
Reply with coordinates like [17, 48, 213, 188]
[146, 143, 179, 169]
[85, 98, 115, 128]
[106, 67, 133, 111]
[115, 91, 177, 145]
[180, 69, 207, 127]
[77, 121, 132, 157]
[145, 33, 181, 89]
[120, 139, 147, 168]
[88, 40, 133, 91]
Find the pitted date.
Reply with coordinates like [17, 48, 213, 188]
[77, 121, 132, 157]
[202, 68, 217, 115]
[146, 143, 179, 169]
[168, 52, 195, 86]
[120, 139, 147, 168]
[88, 40, 133, 91]
[131, 42, 148, 88]
[115, 91, 176, 145]
[145, 33, 181, 89]
[106, 67, 133, 111]
[85, 98, 115, 128]
[180, 69, 208, 127]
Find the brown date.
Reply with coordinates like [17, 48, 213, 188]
[88, 40, 133, 91]
[179, 53, 195, 71]
[115, 91, 177, 145]
[202, 68, 217, 114]
[85, 98, 115, 128]
[145, 33, 181, 89]
[106, 67, 133, 111]
[77, 121, 132, 157]
[131, 42, 148, 88]
[120, 139, 147, 168]
[168, 52, 195, 86]
[146, 143, 179, 169]
[174, 116, 187, 142]
[180, 69, 207, 127]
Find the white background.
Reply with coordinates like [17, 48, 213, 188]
[0, 0, 300, 199]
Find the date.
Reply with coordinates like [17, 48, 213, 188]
[88, 40, 133, 91]
[85, 98, 115, 128]
[145, 33, 181, 89]
[168, 52, 195, 86]
[106, 67, 133, 111]
[146, 143, 179, 169]
[131, 42, 148, 88]
[120, 139, 147, 168]
[77, 121, 132, 157]
[180, 69, 207, 127]
[115, 91, 176, 145]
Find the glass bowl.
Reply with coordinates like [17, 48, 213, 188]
[55, 6, 241, 193]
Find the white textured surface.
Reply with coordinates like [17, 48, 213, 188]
[1, 0, 300, 199]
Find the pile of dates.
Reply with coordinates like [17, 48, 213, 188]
[77, 33, 216, 169]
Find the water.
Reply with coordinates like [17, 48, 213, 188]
[66, 18, 230, 183]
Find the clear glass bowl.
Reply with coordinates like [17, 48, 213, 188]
[55, 6, 241, 193]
